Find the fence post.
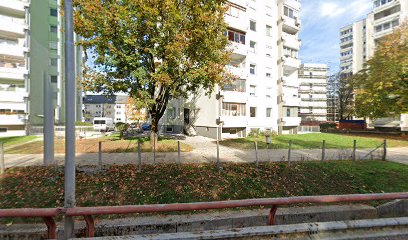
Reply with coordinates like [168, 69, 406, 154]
[288, 140, 292, 166]
[321, 140, 326, 162]
[255, 141, 259, 168]
[383, 139, 387, 161]
[137, 141, 141, 173]
[0, 142, 4, 174]
[177, 140, 181, 167]
[98, 141, 102, 169]
[352, 140, 357, 161]
[153, 133, 156, 164]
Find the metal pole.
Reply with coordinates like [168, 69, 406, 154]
[43, 73, 54, 166]
[64, 0, 76, 238]
[321, 140, 326, 162]
[216, 139, 220, 168]
[383, 139, 387, 161]
[177, 141, 181, 167]
[137, 141, 141, 172]
[153, 133, 156, 164]
[288, 140, 292, 165]
[352, 140, 357, 161]
[98, 141, 102, 169]
[255, 141, 259, 167]
[0, 142, 4, 174]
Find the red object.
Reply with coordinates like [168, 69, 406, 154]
[2, 192, 408, 238]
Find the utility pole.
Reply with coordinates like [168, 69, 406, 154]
[64, 0, 76, 238]
[43, 73, 55, 165]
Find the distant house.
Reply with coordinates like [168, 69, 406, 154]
[82, 95, 130, 124]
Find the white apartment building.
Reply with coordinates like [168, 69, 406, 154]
[83, 95, 132, 124]
[161, 0, 302, 138]
[298, 63, 328, 123]
[339, 0, 408, 130]
[0, 0, 29, 134]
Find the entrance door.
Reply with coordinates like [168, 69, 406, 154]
[184, 108, 190, 125]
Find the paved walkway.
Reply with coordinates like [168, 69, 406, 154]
[3, 136, 408, 168]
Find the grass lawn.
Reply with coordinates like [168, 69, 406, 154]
[0, 136, 39, 148]
[220, 133, 408, 150]
[5, 134, 192, 154]
[1, 160, 407, 210]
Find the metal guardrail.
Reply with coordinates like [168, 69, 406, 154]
[1, 192, 408, 238]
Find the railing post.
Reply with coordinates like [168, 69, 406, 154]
[352, 140, 357, 161]
[321, 140, 326, 162]
[0, 142, 4, 174]
[43, 217, 56, 239]
[98, 141, 102, 169]
[254, 141, 259, 168]
[137, 141, 142, 173]
[288, 140, 292, 166]
[383, 139, 387, 161]
[268, 206, 278, 225]
[84, 215, 95, 237]
[177, 140, 181, 167]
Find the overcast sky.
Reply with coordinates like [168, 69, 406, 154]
[299, 0, 373, 74]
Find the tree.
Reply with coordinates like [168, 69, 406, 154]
[115, 122, 129, 140]
[328, 72, 356, 120]
[125, 97, 147, 124]
[354, 23, 408, 118]
[73, 0, 232, 142]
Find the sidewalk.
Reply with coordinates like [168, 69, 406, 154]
[4, 136, 407, 168]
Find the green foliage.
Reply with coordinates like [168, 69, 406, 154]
[355, 23, 408, 118]
[73, 0, 233, 133]
[115, 122, 129, 139]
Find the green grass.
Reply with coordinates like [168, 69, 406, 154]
[1, 160, 408, 210]
[220, 133, 408, 150]
[0, 136, 39, 148]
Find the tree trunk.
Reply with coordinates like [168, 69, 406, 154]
[150, 115, 159, 147]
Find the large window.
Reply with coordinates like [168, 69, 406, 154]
[226, 4, 244, 18]
[223, 79, 246, 92]
[222, 103, 246, 117]
[284, 6, 296, 19]
[249, 85, 256, 96]
[250, 107, 256, 117]
[226, 29, 246, 45]
[250, 20, 256, 31]
[250, 64, 256, 75]
[266, 108, 272, 117]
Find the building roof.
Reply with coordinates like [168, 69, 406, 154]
[83, 95, 118, 104]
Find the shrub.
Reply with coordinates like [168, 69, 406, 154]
[320, 122, 337, 131]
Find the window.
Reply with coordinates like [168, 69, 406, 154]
[266, 25, 272, 36]
[50, 8, 58, 17]
[266, 108, 272, 117]
[250, 20, 256, 31]
[49, 41, 58, 50]
[50, 75, 57, 83]
[50, 25, 58, 33]
[226, 29, 245, 45]
[50, 58, 58, 67]
[250, 64, 256, 75]
[266, 73, 271, 78]
[222, 103, 246, 116]
[250, 107, 256, 117]
[286, 108, 291, 117]
[166, 127, 174, 132]
[226, 4, 243, 18]
[250, 41, 256, 53]
[266, 88, 272, 98]
[167, 107, 176, 120]
[284, 6, 295, 19]
[249, 85, 256, 96]
[223, 79, 246, 92]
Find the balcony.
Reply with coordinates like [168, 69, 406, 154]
[0, 15, 27, 38]
[0, 90, 27, 103]
[281, 117, 301, 127]
[373, 0, 400, 13]
[221, 91, 247, 103]
[224, 13, 247, 33]
[282, 16, 301, 34]
[281, 33, 301, 50]
[282, 97, 301, 107]
[230, 41, 248, 60]
[0, 0, 27, 18]
[226, 66, 247, 79]
[0, 44, 27, 59]
[282, 56, 300, 71]
[0, 114, 26, 125]
[284, 0, 301, 10]
[282, 76, 299, 88]
[0, 67, 28, 81]
[219, 116, 247, 128]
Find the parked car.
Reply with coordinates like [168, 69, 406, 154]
[141, 123, 151, 131]
[93, 117, 114, 132]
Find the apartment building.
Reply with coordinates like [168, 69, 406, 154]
[298, 63, 328, 123]
[161, 0, 302, 139]
[277, 0, 302, 134]
[0, 0, 83, 135]
[0, 0, 29, 134]
[83, 95, 133, 124]
[339, 0, 408, 129]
